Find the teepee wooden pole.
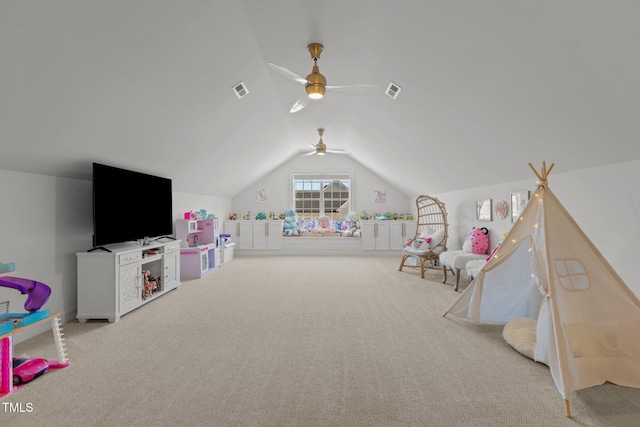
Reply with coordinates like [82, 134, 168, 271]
[528, 161, 555, 186]
[564, 399, 572, 418]
[546, 162, 555, 176]
[528, 162, 543, 182]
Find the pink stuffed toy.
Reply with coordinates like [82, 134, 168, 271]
[314, 216, 336, 233]
[462, 227, 489, 255]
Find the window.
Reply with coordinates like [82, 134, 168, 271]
[293, 173, 351, 221]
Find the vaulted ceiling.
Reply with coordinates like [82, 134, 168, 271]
[2, 1, 639, 198]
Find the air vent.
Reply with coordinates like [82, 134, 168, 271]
[385, 81, 401, 99]
[232, 81, 249, 99]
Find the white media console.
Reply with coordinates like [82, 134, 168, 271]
[76, 239, 181, 322]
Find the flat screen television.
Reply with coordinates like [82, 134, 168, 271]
[92, 163, 173, 247]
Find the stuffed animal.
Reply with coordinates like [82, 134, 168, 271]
[342, 212, 360, 237]
[301, 218, 316, 232]
[413, 237, 431, 248]
[282, 209, 302, 236]
[314, 215, 336, 233]
[462, 227, 490, 255]
[141, 270, 160, 299]
[406, 237, 431, 249]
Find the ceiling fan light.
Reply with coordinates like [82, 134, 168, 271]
[306, 84, 325, 99]
[306, 63, 326, 99]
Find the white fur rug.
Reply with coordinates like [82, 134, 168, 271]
[503, 317, 537, 360]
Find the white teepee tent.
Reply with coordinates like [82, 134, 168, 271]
[445, 162, 640, 417]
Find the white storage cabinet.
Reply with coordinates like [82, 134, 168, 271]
[223, 220, 253, 251]
[389, 221, 417, 250]
[252, 220, 284, 250]
[361, 221, 391, 251]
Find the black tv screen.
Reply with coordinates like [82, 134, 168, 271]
[93, 163, 173, 247]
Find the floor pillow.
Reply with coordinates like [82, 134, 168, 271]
[503, 317, 537, 360]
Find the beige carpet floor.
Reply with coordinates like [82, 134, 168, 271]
[2, 255, 639, 426]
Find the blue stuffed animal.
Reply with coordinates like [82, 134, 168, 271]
[283, 209, 302, 236]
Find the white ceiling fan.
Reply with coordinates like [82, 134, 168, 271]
[301, 128, 349, 156]
[268, 43, 382, 113]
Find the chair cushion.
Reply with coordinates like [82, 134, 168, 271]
[439, 250, 464, 266]
[439, 250, 486, 270]
[450, 253, 486, 269]
[465, 259, 487, 279]
[404, 245, 431, 255]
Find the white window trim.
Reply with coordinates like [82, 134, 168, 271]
[291, 170, 354, 219]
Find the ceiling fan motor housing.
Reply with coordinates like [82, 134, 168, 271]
[306, 43, 326, 99]
[316, 128, 327, 154]
[305, 66, 326, 99]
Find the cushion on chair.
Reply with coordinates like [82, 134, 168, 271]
[440, 250, 485, 268]
[404, 245, 430, 255]
[439, 250, 463, 267]
[465, 259, 487, 279]
[419, 227, 435, 239]
[428, 229, 445, 245]
[404, 245, 445, 256]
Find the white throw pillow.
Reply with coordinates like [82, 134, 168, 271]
[419, 227, 435, 239]
[428, 229, 445, 245]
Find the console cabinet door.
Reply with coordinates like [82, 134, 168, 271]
[163, 251, 179, 290]
[119, 263, 142, 314]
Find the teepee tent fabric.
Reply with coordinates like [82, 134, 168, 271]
[445, 162, 640, 412]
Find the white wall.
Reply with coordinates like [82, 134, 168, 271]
[0, 170, 91, 341]
[172, 192, 231, 225]
[432, 160, 640, 297]
[231, 154, 412, 219]
[0, 168, 231, 343]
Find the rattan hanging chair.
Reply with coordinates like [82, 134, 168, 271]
[398, 195, 449, 278]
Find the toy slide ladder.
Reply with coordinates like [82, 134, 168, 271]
[49, 315, 70, 368]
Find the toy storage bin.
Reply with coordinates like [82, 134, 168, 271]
[221, 242, 235, 263]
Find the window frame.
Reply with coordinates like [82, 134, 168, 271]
[291, 171, 352, 221]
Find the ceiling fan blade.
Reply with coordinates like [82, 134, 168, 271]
[267, 62, 308, 85]
[300, 150, 317, 157]
[325, 84, 383, 95]
[326, 149, 349, 154]
[309, 143, 317, 149]
[290, 96, 310, 113]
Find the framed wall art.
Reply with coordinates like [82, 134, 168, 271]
[510, 191, 530, 223]
[494, 200, 508, 220]
[476, 199, 492, 222]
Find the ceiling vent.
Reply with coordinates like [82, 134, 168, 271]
[385, 81, 401, 99]
[232, 81, 249, 99]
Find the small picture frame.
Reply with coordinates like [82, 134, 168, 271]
[511, 191, 530, 223]
[476, 199, 492, 222]
[256, 188, 268, 204]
